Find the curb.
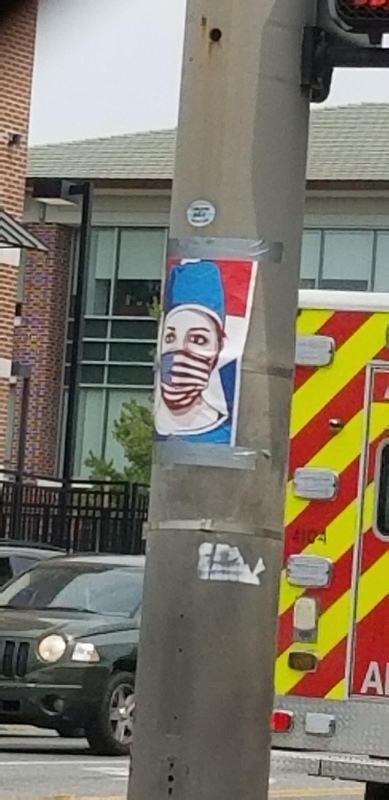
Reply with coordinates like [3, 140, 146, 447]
[0, 725, 54, 736]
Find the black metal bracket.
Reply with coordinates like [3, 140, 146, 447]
[302, 26, 389, 104]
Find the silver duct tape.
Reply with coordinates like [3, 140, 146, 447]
[155, 440, 257, 470]
[168, 237, 283, 263]
[145, 520, 277, 537]
[146, 520, 251, 534]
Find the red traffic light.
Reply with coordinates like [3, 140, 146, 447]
[333, 0, 389, 30]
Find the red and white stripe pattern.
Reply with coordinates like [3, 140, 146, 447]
[160, 350, 213, 410]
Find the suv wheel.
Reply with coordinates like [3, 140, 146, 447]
[86, 670, 135, 757]
[365, 784, 389, 800]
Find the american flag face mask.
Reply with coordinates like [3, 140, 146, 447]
[160, 350, 215, 411]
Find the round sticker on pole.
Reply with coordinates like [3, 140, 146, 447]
[187, 200, 216, 228]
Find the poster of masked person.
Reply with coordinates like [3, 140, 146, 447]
[154, 258, 257, 445]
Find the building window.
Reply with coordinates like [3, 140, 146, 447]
[321, 231, 372, 291]
[66, 225, 166, 476]
[300, 228, 389, 292]
[84, 227, 165, 318]
[374, 232, 389, 292]
[65, 387, 153, 479]
[300, 231, 321, 289]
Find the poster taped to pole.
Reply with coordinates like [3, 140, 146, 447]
[154, 257, 257, 446]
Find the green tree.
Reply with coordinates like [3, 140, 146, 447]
[86, 398, 153, 485]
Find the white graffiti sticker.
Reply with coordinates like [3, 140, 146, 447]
[197, 543, 266, 586]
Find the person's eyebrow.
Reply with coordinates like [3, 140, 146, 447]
[188, 327, 210, 332]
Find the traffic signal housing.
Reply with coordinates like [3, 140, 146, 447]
[330, 0, 389, 33]
[304, 0, 389, 104]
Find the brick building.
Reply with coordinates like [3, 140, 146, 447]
[15, 103, 389, 478]
[0, 0, 44, 467]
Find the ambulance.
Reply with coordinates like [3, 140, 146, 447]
[272, 290, 389, 798]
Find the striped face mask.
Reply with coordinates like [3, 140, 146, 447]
[160, 350, 215, 411]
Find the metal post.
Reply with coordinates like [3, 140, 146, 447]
[129, 2, 315, 799]
[62, 181, 93, 483]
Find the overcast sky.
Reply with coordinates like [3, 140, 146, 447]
[29, 0, 389, 146]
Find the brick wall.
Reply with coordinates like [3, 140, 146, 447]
[0, 0, 39, 463]
[12, 223, 73, 475]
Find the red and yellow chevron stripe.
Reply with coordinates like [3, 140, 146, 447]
[275, 305, 389, 701]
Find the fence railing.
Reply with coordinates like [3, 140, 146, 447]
[0, 470, 149, 554]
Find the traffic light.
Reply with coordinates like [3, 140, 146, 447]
[304, 0, 389, 103]
[329, 0, 389, 33]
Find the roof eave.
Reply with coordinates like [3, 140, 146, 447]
[26, 176, 389, 194]
[26, 176, 173, 191]
[0, 208, 47, 252]
[306, 179, 389, 191]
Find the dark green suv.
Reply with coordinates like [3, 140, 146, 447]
[0, 553, 145, 756]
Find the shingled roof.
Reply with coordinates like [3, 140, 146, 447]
[27, 104, 389, 184]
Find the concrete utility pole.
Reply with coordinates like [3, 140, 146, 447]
[129, 2, 316, 799]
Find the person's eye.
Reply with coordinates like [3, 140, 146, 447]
[165, 332, 175, 344]
[189, 334, 209, 346]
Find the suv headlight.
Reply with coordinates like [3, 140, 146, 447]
[71, 642, 100, 663]
[38, 635, 67, 663]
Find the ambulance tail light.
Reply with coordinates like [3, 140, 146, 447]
[271, 710, 294, 733]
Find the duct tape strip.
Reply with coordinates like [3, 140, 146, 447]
[169, 236, 283, 263]
[155, 440, 257, 470]
[145, 519, 282, 541]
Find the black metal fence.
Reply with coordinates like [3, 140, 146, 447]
[0, 470, 149, 554]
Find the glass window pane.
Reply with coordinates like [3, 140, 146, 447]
[83, 342, 107, 361]
[376, 442, 389, 537]
[320, 278, 369, 291]
[374, 233, 389, 292]
[17, 252, 26, 303]
[5, 386, 16, 464]
[320, 231, 373, 291]
[111, 319, 158, 340]
[86, 229, 116, 315]
[110, 342, 154, 362]
[81, 365, 105, 383]
[84, 320, 108, 338]
[74, 389, 105, 478]
[118, 229, 166, 280]
[90, 229, 116, 279]
[104, 390, 131, 471]
[104, 390, 152, 471]
[300, 230, 321, 288]
[88, 279, 110, 315]
[108, 366, 154, 386]
[113, 279, 161, 317]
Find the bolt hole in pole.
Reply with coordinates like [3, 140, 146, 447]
[209, 27, 222, 42]
[167, 767, 175, 797]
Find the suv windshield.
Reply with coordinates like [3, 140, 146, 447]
[0, 563, 144, 617]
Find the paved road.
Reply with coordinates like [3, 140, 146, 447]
[0, 732, 364, 799]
